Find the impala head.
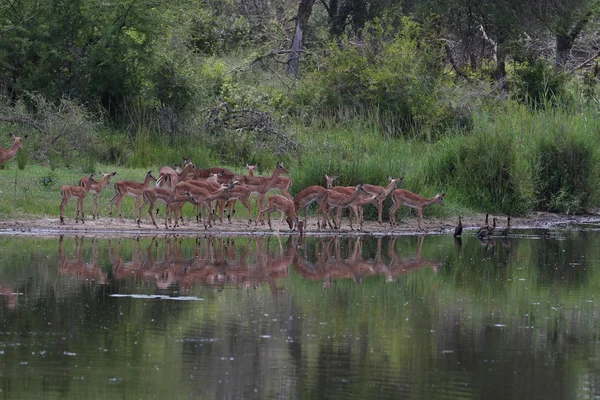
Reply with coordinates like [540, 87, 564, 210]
[285, 215, 295, 230]
[183, 157, 194, 166]
[98, 171, 117, 183]
[9, 133, 27, 149]
[275, 161, 289, 174]
[173, 164, 182, 173]
[83, 174, 97, 189]
[246, 164, 258, 172]
[388, 176, 404, 187]
[325, 174, 338, 189]
[184, 191, 198, 205]
[435, 193, 445, 206]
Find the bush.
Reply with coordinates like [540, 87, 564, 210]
[533, 129, 596, 214]
[424, 112, 533, 214]
[297, 17, 469, 139]
[512, 58, 569, 109]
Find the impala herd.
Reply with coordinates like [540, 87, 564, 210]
[56, 157, 448, 233]
[0, 133, 514, 236]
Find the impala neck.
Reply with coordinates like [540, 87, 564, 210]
[338, 187, 362, 206]
[424, 196, 441, 207]
[1, 142, 19, 160]
[382, 180, 398, 197]
[143, 175, 155, 186]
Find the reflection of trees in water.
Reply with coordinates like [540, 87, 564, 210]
[534, 231, 590, 285]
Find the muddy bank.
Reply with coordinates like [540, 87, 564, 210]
[2, 211, 600, 237]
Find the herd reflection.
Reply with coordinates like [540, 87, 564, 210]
[54, 234, 447, 291]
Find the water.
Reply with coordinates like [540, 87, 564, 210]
[0, 228, 599, 399]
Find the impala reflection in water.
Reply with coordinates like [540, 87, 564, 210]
[58, 235, 440, 291]
[3, 230, 599, 400]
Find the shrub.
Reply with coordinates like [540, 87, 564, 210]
[533, 130, 595, 214]
[511, 58, 569, 109]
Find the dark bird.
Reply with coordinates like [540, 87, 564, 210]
[498, 216, 511, 236]
[477, 213, 489, 235]
[454, 216, 463, 237]
[478, 217, 496, 238]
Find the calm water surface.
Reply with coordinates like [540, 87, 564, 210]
[0, 227, 599, 399]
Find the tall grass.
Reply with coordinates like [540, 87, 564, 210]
[423, 102, 600, 215]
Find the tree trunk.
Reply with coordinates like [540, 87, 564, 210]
[555, 13, 592, 69]
[287, 0, 316, 77]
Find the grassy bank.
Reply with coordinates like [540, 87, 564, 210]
[1, 102, 599, 222]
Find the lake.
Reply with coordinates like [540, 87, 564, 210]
[0, 227, 599, 399]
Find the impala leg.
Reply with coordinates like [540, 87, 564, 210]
[148, 202, 159, 229]
[60, 197, 68, 224]
[389, 201, 400, 227]
[417, 208, 424, 230]
[137, 198, 148, 227]
[267, 210, 273, 231]
[93, 194, 99, 220]
[277, 211, 286, 233]
[116, 195, 126, 221]
[240, 198, 253, 225]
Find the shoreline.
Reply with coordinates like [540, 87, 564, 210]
[2, 211, 600, 237]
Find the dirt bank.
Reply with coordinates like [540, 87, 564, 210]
[1, 211, 600, 237]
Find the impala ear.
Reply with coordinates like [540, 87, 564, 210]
[9, 133, 14, 139]
[23, 135, 28, 139]
[111, 172, 117, 176]
[147, 170, 153, 174]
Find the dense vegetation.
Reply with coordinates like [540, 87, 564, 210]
[2, 0, 600, 217]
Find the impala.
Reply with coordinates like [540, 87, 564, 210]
[137, 187, 197, 229]
[178, 173, 223, 223]
[155, 161, 196, 188]
[325, 184, 368, 230]
[188, 166, 235, 183]
[246, 164, 294, 202]
[59, 174, 97, 224]
[109, 171, 157, 220]
[361, 176, 404, 224]
[293, 175, 338, 231]
[172, 182, 233, 228]
[389, 189, 445, 230]
[0, 133, 27, 166]
[220, 183, 254, 225]
[79, 171, 117, 220]
[0, 133, 28, 193]
[257, 194, 301, 233]
[235, 161, 290, 223]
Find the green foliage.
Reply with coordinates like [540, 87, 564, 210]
[188, 2, 251, 55]
[532, 123, 598, 214]
[95, 132, 131, 165]
[511, 58, 569, 108]
[424, 111, 533, 214]
[295, 17, 468, 139]
[16, 149, 28, 170]
[39, 171, 58, 190]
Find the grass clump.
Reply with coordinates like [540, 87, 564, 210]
[531, 111, 600, 214]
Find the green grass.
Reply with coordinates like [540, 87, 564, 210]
[3, 100, 600, 222]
